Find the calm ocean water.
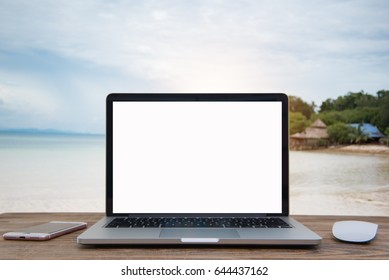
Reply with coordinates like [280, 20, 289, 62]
[1, 133, 389, 215]
[0, 133, 105, 213]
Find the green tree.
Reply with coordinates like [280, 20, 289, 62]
[354, 124, 369, 144]
[381, 127, 389, 146]
[318, 90, 389, 138]
[319, 91, 378, 112]
[327, 123, 357, 145]
[290, 112, 309, 135]
[377, 90, 389, 130]
[334, 91, 373, 111]
[355, 93, 377, 107]
[317, 110, 344, 126]
[289, 96, 315, 119]
[320, 98, 335, 112]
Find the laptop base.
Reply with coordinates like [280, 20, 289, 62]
[77, 216, 321, 245]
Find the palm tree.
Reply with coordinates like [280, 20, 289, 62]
[355, 124, 369, 144]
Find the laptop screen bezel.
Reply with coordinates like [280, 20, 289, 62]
[106, 93, 289, 217]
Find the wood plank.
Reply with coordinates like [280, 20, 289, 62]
[0, 213, 388, 260]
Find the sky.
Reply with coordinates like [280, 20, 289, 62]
[0, 0, 388, 133]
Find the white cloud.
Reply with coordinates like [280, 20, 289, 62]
[0, 0, 388, 131]
[0, 70, 61, 127]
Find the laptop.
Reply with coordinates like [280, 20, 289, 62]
[77, 93, 322, 245]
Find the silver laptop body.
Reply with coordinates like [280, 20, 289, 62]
[78, 93, 321, 245]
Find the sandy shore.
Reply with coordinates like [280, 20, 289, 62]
[291, 187, 389, 216]
[328, 144, 389, 154]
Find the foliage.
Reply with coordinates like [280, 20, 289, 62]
[289, 96, 315, 119]
[318, 90, 389, 131]
[318, 107, 379, 126]
[377, 90, 389, 130]
[354, 125, 369, 144]
[319, 91, 378, 112]
[385, 127, 389, 137]
[381, 127, 389, 146]
[327, 123, 358, 145]
[289, 95, 316, 134]
[288, 90, 389, 141]
[289, 112, 309, 135]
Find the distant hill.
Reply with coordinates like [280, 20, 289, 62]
[0, 128, 104, 136]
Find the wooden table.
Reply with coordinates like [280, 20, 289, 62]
[1, 213, 388, 260]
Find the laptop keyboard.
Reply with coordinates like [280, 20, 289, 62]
[106, 217, 292, 228]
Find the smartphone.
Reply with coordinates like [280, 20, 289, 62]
[3, 221, 87, 241]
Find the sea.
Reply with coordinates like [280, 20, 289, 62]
[0, 133, 105, 213]
[1, 133, 389, 216]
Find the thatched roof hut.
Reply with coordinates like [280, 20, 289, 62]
[292, 119, 328, 139]
[290, 119, 329, 149]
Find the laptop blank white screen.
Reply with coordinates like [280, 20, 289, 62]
[112, 101, 282, 214]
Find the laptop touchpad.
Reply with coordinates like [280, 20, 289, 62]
[160, 229, 240, 238]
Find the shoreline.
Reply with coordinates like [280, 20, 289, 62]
[291, 144, 389, 155]
[328, 144, 389, 155]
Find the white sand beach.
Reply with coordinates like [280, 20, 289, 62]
[290, 150, 389, 216]
[329, 144, 389, 154]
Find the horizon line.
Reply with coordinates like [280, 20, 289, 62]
[0, 128, 104, 136]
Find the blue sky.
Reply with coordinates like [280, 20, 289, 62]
[0, 0, 388, 133]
